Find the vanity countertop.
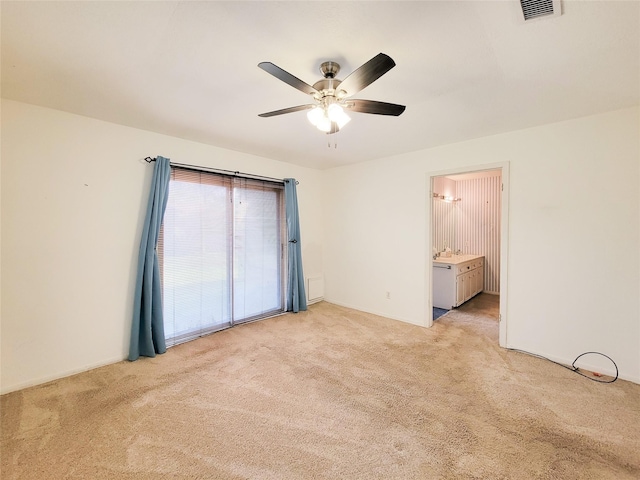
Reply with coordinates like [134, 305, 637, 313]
[433, 254, 483, 266]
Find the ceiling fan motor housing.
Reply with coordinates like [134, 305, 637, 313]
[319, 61, 340, 78]
[314, 61, 349, 101]
[312, 78, 344, 99]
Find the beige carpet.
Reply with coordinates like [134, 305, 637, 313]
[2, 299, 639, 479]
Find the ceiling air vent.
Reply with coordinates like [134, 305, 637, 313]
[519, 0, 561, 21]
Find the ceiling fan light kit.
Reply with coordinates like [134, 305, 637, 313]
[307, 102, 351, 132]
[258, 53, 405, 135]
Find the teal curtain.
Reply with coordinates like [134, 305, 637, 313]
[284, 179, 307, 312]
[129, 156, 171, 361]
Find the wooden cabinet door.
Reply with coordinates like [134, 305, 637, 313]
[463, 271, 473, 301]
[456, 275, 465, 306]
[470, 269, 478, 297]
[476, 266, 484, 295]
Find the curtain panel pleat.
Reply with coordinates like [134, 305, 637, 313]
[129, 156, 171, 361]
[284, 178, 307, 312]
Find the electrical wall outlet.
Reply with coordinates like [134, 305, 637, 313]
[386, 291, 391, 299]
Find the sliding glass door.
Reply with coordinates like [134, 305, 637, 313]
[232, 180, 284, 321]
[160, 168, 285, 346]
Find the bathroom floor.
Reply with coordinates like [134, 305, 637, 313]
[433, 293, 499, 321]
[456, 292, 500, 319]
[433, 307, 449, 320]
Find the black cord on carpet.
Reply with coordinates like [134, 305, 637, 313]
[507, 349, 618, 383]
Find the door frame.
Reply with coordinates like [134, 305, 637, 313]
[425, 162, 510, 347]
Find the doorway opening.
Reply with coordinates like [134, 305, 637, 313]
[427, 164, 509, 346]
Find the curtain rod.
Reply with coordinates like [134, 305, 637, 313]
[144, 157, 297, 184]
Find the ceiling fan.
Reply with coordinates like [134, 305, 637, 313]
[258, 53, 406, 134]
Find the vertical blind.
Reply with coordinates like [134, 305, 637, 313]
[159, 167, 286, 346]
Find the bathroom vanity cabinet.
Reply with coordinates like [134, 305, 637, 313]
[433, 255, 484, 310]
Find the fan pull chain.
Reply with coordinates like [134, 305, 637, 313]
[327, 131, 339, 149]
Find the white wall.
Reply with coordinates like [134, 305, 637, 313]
[323, 107, 640, 383]
[2, 101, 638, 390]
[0, 99, 324, 394]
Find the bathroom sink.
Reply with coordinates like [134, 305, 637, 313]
[433, 254, 481, 265]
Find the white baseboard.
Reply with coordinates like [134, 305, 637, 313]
[323, 299, 426, 328]
[504, 345, 639, 385]
[1, 355, 126, 395]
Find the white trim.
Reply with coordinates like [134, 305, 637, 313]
[507, 348, 637, 384]
[0, 355, 126, 395]
[328, 300, 426, 328]
[499, 163, 510, 347]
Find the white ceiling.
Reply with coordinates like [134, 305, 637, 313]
[2, 1, 638, 170]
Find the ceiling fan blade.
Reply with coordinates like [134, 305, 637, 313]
[347, 99, 406, 116]
[258, 105, 315, 117]
[337, 53, 396, 97]
[258, 62, 319, 96]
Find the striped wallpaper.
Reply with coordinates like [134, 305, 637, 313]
[433, 173, 502, 294]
